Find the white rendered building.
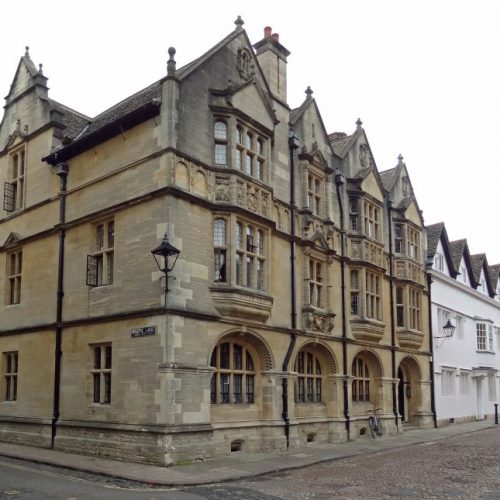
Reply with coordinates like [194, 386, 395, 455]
[427, 223, 500, 424]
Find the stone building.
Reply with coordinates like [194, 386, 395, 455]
[0, 19, 432, 465]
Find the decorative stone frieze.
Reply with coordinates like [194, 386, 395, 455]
[302, 305, 336, 334]
[349, 238, 384, 267]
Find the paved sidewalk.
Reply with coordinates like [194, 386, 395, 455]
[0, 420, 496, 487]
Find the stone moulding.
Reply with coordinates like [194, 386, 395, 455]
[350, 318, 385, 342]
[396, 329, 425, 349]
[209, 285, 273, 322]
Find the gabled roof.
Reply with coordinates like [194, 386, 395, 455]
[489, 264, 500, 291]
[379, 166, 399, 191]
[426, 222, 445, 259]
[469, 253, 493, 296]
[329, 130, 361, 159]
[2, 232, 22, 248]
[43, 24, 274, 164]
[449, 239, 467, 272]
[49, 100, 91, 140]
[425, 222, 457, 277]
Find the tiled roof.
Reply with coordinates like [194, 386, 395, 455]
[470, 253, 486, 284]
[78, 81, 161, 140]
[329, 132, 355, 158]
[449, 239, 466, 272]
[379, 167, 398, 191]
[425, 222, 444, 259]
[489, 264, 500, 291]
[290, 99, 311, 125]
[49, 100, 91, 140]
[45, 27, 250, 161]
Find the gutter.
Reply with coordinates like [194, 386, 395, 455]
[334, 170, 350, 439]
[281, 131, 300, 448]
[50, 161, 69, 448]
[426, 271, 438, 428]
[387, 200, 399, 430]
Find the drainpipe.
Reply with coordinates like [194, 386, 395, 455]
[51, 161, 69, 448]
[281, 131, 300, 448]
[426, 271, 438, 428]
[334, 170, 350, 439]
[387, 200, 399, 430]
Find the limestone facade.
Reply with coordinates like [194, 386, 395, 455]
[0, 22, 432, 465]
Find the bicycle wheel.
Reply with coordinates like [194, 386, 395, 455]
[376, 419, 383, 437]
[368, 416, 377, 438]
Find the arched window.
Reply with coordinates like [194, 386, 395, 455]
[213, 219, 227, 282]
[352, 356, 370, 402]
[295, 350, 322, 403]
[210, 341, 255, 404]
[214, 121, 227, 165]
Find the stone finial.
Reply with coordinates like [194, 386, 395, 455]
[38, 63, 43, 75]
[356, 118, 363, 130]
[167, 47, 176, 76]
[264, 26, 272, 38]
[305, 86, 313, 99]
[25, 46, 30, 56]
[16, 119, 21, 131]
[234, 16, 244, 30]
[24, 125, 29, 134]
[398, 154, 404, 165]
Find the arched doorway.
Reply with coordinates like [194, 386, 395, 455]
[398, 357, 421, 424]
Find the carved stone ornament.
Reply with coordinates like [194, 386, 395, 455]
[237, 48, 252, 79]
[359, 143, 369, 168]
[247, 184, 258, 212]
[215, 177, 230, 201]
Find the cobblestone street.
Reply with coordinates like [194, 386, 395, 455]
[197, 428, 500, 499]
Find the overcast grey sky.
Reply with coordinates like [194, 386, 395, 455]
[2, 0, 500, 263]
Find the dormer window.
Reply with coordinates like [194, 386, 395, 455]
[214, 121, 228, 166]
[434, 252, 444, 272]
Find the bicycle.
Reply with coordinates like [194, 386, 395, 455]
[368, 408, 383, 438]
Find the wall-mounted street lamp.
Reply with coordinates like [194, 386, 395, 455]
[151, 234, 180, 300]
[434, 319, 456, 339]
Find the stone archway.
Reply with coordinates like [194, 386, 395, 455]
[398, 356, 422, 424]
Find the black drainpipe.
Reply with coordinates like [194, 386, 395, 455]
[282, 132, 300, 448]
[334, 170, 350, 439]
[51, 161, 69, 448]
[387, 200, 399, 430]
[426, 271, 437, 428]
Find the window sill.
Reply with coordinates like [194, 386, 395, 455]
[476, 350, 495, 355]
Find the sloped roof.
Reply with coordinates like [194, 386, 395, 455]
[49, 100, 91, 140]
[449, 239, 467, 272]
[379, 167, 399, 191]
[425, 222, 445, 259]
[44, 25, 273, 163]
[489, 264, 500, 291]
[470, 253, 487, 284]
[329, 130, 359, 159]
[290, 98, 311, 125]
